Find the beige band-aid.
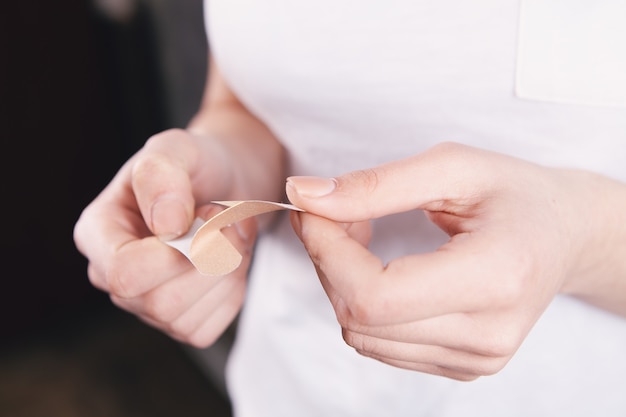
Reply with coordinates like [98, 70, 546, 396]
[164, 200, 303, 276]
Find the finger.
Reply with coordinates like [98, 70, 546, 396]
[75, 201, 152, 292]
[74, 137, 194, 290]
[131, 131, 200, 239]
[110, 267, 224, 322]
[137, 271, 246, 347]
[113, 211, 255, 321]
[347, 332, 509, 377]
[290, 211, 372, 248]
[341, 311, 525, 359]
[298, 212, 522, 325]
[344, 220, 372, 247]
[359, 353, 481, 381]
[93, 204, 248, 298]
[175, 275, 247, 347]
[104, 205, 230, 299]
[285, 142, 512, 222]
[82, 221, 189, 297]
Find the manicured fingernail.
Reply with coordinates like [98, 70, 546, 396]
[151, 198, 188, 240]
[286, 176, 337, 198]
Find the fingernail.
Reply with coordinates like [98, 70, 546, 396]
[286, 176, 337, 198]
[151, 198, 188, 240]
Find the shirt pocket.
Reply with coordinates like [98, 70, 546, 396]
[515, 0, 626, 107]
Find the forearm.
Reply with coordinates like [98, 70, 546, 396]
[561, 170, 626, 317]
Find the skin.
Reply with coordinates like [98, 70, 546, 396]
[73, 58, 286, 347]
[75, 54, 626, 380]
[286, 144, 626, 380]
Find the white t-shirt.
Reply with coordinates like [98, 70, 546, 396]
[203, 1, 626, 416]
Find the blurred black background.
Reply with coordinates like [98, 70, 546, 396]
[1, 1, 231, 415]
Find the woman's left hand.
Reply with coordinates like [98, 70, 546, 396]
[286, 142, 626, 381]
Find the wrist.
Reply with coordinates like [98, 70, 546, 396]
[560, 169, 626, 315]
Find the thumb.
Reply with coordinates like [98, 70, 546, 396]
[286, 142, 496, 222]
[134, 159, 195, 241]
[131, 131, 201, 240]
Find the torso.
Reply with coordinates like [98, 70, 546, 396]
[204, 1, 626, 416]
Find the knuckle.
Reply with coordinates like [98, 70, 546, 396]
[476, 328, 521, 359]
[131, 153, 171, 185]
[346, 294, 378, 325]
[427, 141, 477, 178]
[431, 140, 464, 154]
[457, 374, 481, 382]
[346, 168, 381, 195]
[86, 264, 106, 291]
[144, 128, 186, 148]
[185, 319, 233, 350]
[86, 271, 99, 288]
[342, 329, 368, 353]
[337, 168, 383, 220]
[343, 283, 390, 326]
[480, 357, 509, 376]
[143, 291, 182, 323]
[172, 290, 244, 349]
[186, 331, 218, 349]
[442, 369, 481, 382]
[428, 141, 474, 165]
[105, 265, 136, 299]
[168, 320, 195, 342]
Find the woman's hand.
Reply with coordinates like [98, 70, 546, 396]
[74, 129, 256, 347]
[74, 54, 285, 347]
[287, 142, 626, 380]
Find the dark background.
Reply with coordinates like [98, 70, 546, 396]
[1, 1, 231, 415]
[1, 0, 166, 338]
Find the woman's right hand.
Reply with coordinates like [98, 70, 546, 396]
[73, 128, 257, 347]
